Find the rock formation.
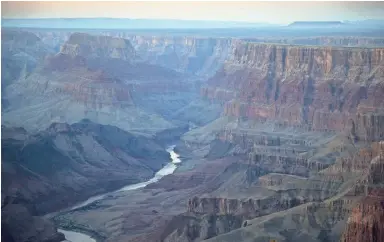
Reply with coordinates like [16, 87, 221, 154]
[126, 35, 232, 76]
[2, 32, 188, 133]
[1, 30, 54, 97]
[1, 120, 169, 214]
[2, 27, 384, 242]
[60, 32, 136, 60]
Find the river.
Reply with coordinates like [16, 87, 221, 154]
[58, 145, 181, 242]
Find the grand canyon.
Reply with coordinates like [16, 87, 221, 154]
[2, 4, 384, 242]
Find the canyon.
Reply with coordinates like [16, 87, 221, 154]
[1, 21, 384, 242]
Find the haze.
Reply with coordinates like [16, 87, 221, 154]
[2, 2, 384, 242]
[2, 1, 384, 24]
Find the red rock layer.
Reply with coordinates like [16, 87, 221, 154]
[204, 42, 384, 141]
[341, 142, 384, 242]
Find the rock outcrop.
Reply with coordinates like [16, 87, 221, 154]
[341, 142, 384, 242]
[341, 193, 384, 242]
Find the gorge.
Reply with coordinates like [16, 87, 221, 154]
[56, 145, 182, 242]
[1, 19, 384, 242]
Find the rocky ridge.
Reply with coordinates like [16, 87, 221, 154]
[1, 120, 170, 214]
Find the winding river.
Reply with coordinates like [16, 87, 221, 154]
[59, 145, 181, 242]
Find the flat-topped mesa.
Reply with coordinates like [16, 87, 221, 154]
[242, 36, 384, 47]
[60, 32, 136, 60]
[206, 41, 384, 135]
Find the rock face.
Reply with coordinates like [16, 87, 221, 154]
[2, 33, 187, 133]
[341, 193, 384, 242]
[1, 30, 54, 94]
[163, 213, 243, 242]
[124, 35, 233, 76]
[341, 142, 384, 242]
[60, 32, 136, 60]
[204, 42, 384, 140]
[1, 120, 169, 214]
[165, 41, 384, 242]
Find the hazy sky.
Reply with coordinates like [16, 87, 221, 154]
[2, 1, 384, 24]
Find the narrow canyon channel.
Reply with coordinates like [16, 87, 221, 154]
[58, 145, 181, 242]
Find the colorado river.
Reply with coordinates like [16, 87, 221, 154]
[59, 145, 181, 242]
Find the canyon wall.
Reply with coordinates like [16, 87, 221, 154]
[204, 41, 384, 141]
[126, 35, 233, 76]
[341, 142, 384, 242]
[60, 32, 136, 60]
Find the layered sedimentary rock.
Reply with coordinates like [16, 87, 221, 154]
[190, 142, 383, 242]
[341, 192, 384, 242]
[125, 35, 233, 76]
[341, 142, 384, 242]
[1, 30, 54, 93]
[60, 32, 136, 60]
[204, 42, 384, 141]
[243, 36, 384, 47]
[176, 40, 384, 240]
[4, 28, 384, 242]
[2, 33, 187, 133]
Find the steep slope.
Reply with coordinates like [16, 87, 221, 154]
[2, 33, 186, 134]
[204, 41, 384, 136]
[1, 120, 170, 214]
[60, 32, 136, 60]
[126, 35, 232, 77]
[166, 42, 384, 241]
[1, 29, 54, 105]
[201, 142, 384, 242]
[1, 204, 65, 242]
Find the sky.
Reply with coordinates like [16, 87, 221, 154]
[2, 1, 384, 24]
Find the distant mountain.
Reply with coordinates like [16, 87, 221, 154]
[343, 19, 384, 27]
[1, 18, 274, 29]
[288, 21, 344, 28]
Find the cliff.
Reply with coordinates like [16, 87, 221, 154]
[60, 32, 136, 60]
[341, 142, 384, 242]
[205, 41, 384, 140]
[341, 193, 384, 242]
[2, 32, 184, 133]
[125, 35, 232, 76]
[1, 30, 54, 94]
